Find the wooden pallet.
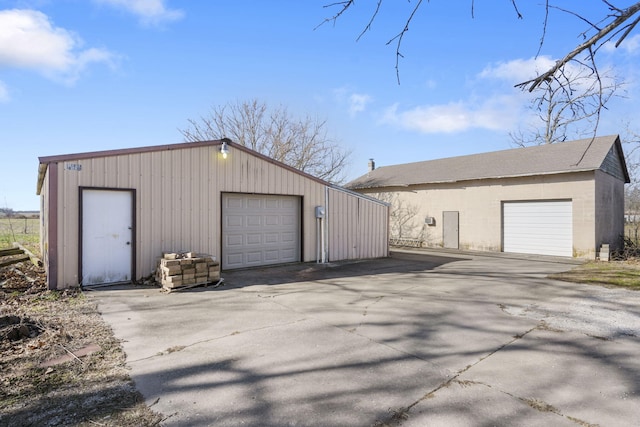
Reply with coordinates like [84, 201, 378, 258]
[0, 243, 41, 268]
[162, 278, 225, 293]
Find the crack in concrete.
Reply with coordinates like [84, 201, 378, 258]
[374, 320, 602, 426]
[374, 323, 541, 426]
[127, 318, 309, 363]
[349, 295, 385, 333]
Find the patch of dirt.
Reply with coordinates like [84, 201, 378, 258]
[0, 262, 162, 426]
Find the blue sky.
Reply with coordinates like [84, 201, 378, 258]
[1, 1, 639, 210]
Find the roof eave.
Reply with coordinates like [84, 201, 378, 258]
[350, 169, 599, 190]
[36, 139, 341, 192]
[36, 163, 48, 196]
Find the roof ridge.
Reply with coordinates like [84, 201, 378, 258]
[346, 135, 621, 189]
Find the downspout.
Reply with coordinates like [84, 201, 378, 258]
[324, 186, 329, 263]
[48, 163, 59, 290]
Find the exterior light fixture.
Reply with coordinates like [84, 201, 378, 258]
[220, 139, 230, 159]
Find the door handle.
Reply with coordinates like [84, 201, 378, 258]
[126, 241, 131, 245]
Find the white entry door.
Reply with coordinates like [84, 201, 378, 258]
[222, 193, 301, 269]
[81, 189, 133, 285]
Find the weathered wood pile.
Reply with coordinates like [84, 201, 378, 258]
[156, 252, 220, 292]
[0, 243, 42, 268]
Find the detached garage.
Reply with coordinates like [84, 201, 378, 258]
[347, 135, 630, 259]
[37, 140, 389, 289]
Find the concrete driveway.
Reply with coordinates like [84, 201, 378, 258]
[90, 250, 640, 426]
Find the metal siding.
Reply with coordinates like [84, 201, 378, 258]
[59, 161, 80, 287]
[503, 201, 573, 257]
[55, 146, 311, 285]
[40, 168, 49, 280]
[327, 188, 388, 261]
[51, 144, 390, 286]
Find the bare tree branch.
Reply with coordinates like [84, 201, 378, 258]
[356, 0, 382, 42]
[511, 64, 623, 147]
[385, 0, 423, 85]
[319, 1, 640, 92]
[536, 0, 550, 58]
[314, 1, 354, 30]
[517, 2, 640, 92]
[180, 99, 351, 184]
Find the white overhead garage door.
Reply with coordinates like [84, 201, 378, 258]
[222, 194, 301, 269]
[503, 200, 573, 257]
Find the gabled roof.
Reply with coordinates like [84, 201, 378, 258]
[35, 139, 388, 206]
[36, 139, 331, 195]
[346, 135, 630, 190]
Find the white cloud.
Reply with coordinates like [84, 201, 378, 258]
[380, 57, 559, 134]
[381, 55, 624, 135]
[602, 33, 640, 55]
[382, 95, 523, 134]
[333, 87, 374, 117]
[0, 9, 117, 84]
[94, 0, 184, 26]
[0, 81, 9, 103]
[348, 93, 372, 116]
[479, 56, 557, 83]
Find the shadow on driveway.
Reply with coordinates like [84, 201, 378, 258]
[220, 251, 468, 289]
[85, 250, 640, 426]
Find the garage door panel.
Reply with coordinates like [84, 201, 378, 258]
[281, 248, 296, 259]
[226, 253, 244, 267]
[246, 252, 262, 263]
[265, 215, 279, 226]
[226, 197, 243, 209]
[503, 201, 572, 257]
[282, 215, 296, 226]
[265, 199, 279, 208]
[247, 198, 262, 209]
[246, 215, 261, 227]
[226, 234, 244, 245]
[246, 234, 261, 245]
[281, 232, 296, 243]
[284, 199, 298, 209]
[222, 194, 301, 269]
[226, 216, 243, 227]
[265, 233, 279, 243]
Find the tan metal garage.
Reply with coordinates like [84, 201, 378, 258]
[37, 140, 389, 289]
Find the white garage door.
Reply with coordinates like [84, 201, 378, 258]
[503, 200, 573, 257]
[222, 194, 301, 269]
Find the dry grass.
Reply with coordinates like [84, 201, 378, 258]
[0, 217, 40, 256]
[0, 263, 162, 426]
[548, 260, 640, 290]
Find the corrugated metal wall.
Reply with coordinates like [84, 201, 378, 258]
[327, 187, 389, 261]
[45, 144, 388, 287]
[39, 167, 50, 286]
